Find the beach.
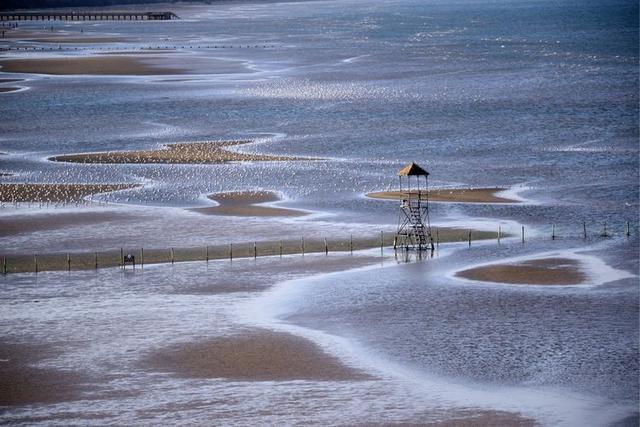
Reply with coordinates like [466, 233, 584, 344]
[0, 2, 637, 426]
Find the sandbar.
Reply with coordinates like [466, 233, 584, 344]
[0, 56, 189, 76]
[143, 329, 371, 381]
[0, 183, 140, 203]
[367, 188, 517, 204]
[0, 78, 24, 84]
[0, 341, 88, 406]
[0, 87, 21, 93]
[193, 191, 307, 217]
[456, 257, 586, 285]
[50, 140, 310, 164]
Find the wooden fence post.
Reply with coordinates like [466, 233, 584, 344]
[2, 256, 6, 275]
[67, 253, 71, 271]
[603, 222, 608, 237]
[380, 231, 384, 252]
[468, 229, 472, 247]
[205, 246, 209, 263]
[229, 243, 233, 260]
[521, 226, 525, 243]
[34, 254, 38, 274]
[120, 247, 124, 268]
[94, 252, 98, 270]
[350, 234, 353, 253]
[141, 248, 144, 269]
[280, 240, 283, 257]
[552, 224, 555, 240]
[254, 242, 257, 259]
[324, 237, 328, 255]
[583, 222, 587, 239]
[301, 236, 305, 256]
[171, 247, 174, 264]
[626, 221, 630, 237]
[498, 225, 501, 244]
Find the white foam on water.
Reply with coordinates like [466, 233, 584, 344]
[236, 246, 638, 426]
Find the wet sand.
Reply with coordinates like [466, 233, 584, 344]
[456, 258, 587, 285]
[193, 191, 307, 217]
[2, 28, 129, 43]
[173, 254, 382, 295]
[0, 210, 133, 237]
[0, 78, 24, 84]
[0, 342, 88, 406]
[50, 140, 310, 164]
[144, 329, 371, 381]
[367, 188, 518, 204]
[98, 50, 177, 55]
[0, 183, 140, 203]
[0, 56, 190, 76]
[0, 225, 498, 273]
[360, 410, 536, 426]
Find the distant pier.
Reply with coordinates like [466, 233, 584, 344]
[0, 11, 179, 21]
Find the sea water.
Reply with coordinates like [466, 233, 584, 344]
[0, 0, 638, 425]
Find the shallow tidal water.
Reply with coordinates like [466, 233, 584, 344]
[0, 0, 638, 425]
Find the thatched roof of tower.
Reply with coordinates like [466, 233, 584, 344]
[398, 162, 429, 176]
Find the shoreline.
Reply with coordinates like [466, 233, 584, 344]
[239, 250, 541, 426]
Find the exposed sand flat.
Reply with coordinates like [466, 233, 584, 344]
[456, 258, 587, 285]
[0, 56, 189, 76]
[0, 210, 133, 237]
[0, 342, 88, 406]
[144, 329, 371, 381]
[367, 188, 518, 204]
[0, 87, 21, 93]
[50, 140, 310, 164]
[193, 191, 307, 217]
[0, 183, 140, 203]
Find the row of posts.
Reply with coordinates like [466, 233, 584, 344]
[1, 222, 634, 274]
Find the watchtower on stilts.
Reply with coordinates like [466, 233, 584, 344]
[395, 162, 434, 251]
